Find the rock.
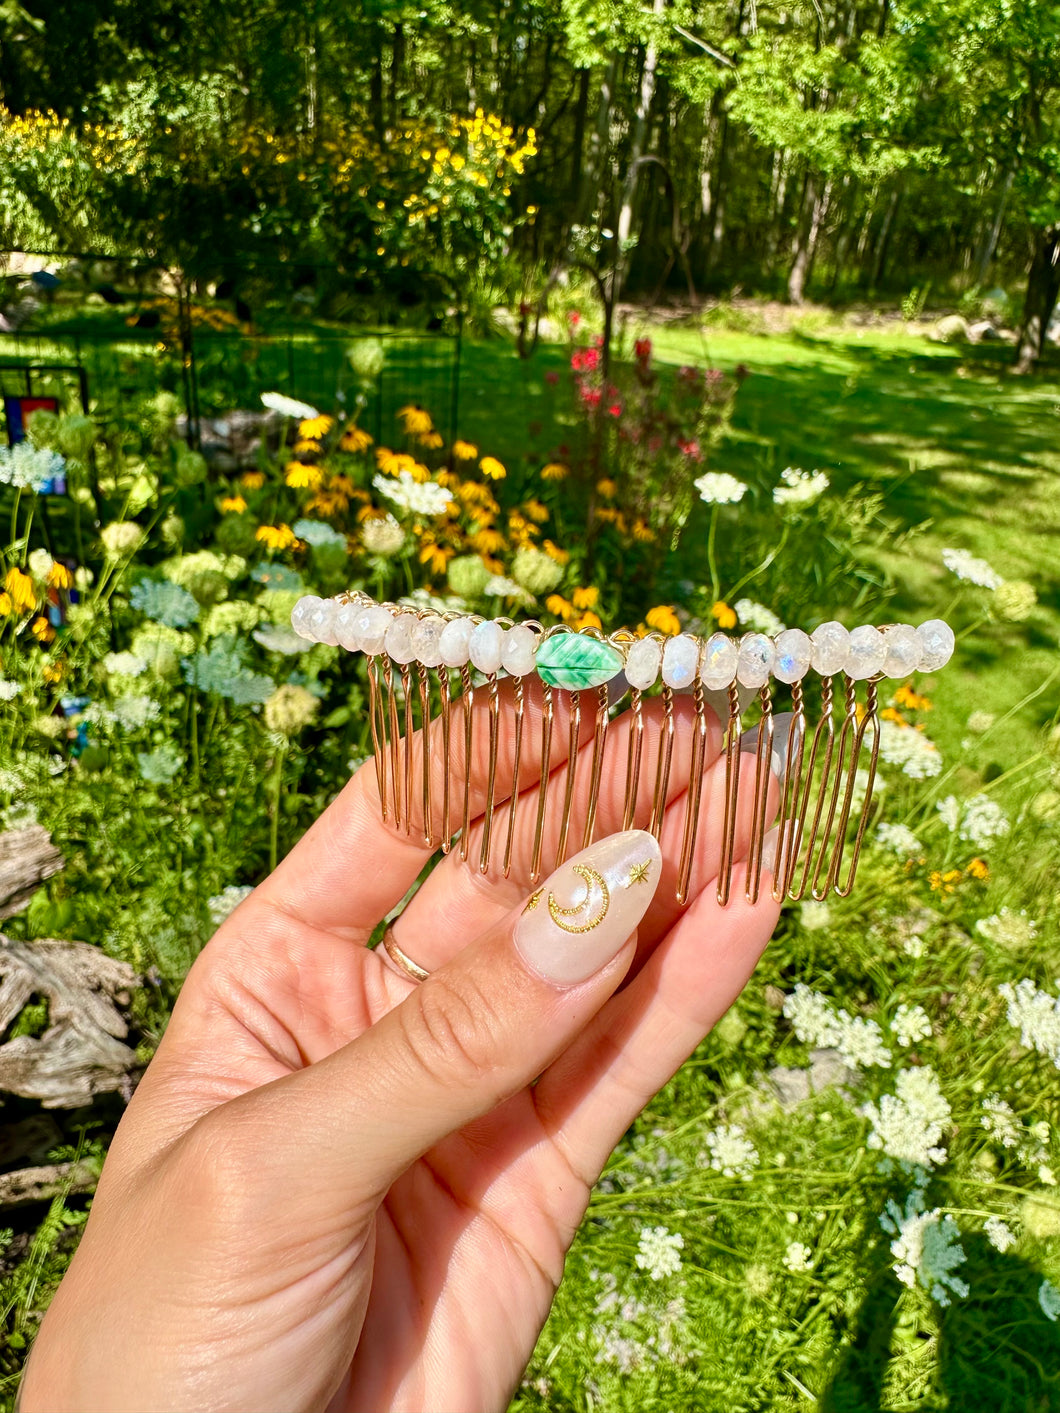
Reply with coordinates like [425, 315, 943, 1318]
[967, 320, 1004, 342]
[0, 827, 63, 920]
[0, 1159, 100, 1208]
[766, 1047, 859, 1111]
[931, 314, 970, 343]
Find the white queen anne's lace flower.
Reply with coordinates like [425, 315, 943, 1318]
[892, 1004, 932, 1047]
[879, 720, 942, 778]
[694, 472, 748, 504]
[261, 391, 320, 420]
[783, 1241, 814, 1273]
[941, 547, 1003, 589]
[959, 793, 1009, 847]
[984, 1216, 1016, 1253]
[876, 823, 923, 858]
[862, 1066, 951, 1168]
[208, 884, 254, 928]
[701, 1123, 760, 1179]
[783, 984, 892, 1069]
[998, 979, 1060, 1070]
[734, 598, 786, 636]
[773, 466, 829, 506]
[373, 470, 453, 517]
[880, 1188, 969, 1306]
[1040, 1279, 1060, 1322]
[634, 1225, 684, 1280]
[976, 908, 1037, 949]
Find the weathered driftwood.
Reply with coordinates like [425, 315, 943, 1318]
[0, 936, 141, 1108]
[0, 827, 64, 920]
[0, 1115, 62, 1167]
[0, 1159, 100, 1208]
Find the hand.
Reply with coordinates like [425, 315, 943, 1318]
[22, 683, 781, 1413]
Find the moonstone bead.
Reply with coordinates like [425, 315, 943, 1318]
[625, 636, 662, 690]
[333, 602, 363, 651]
[290, 594, 323, 639]
[410, 614, 446, 668]
[880, 623, 922, 678]
[306, 599, 339, 646]
[469, 619, 505, 675]
[737, 633, 775, 689]
[810, 620, 850, 676]
[700, 632, 738, 690]
[917, 618, 955, 671]
[438, 617, 474, 667]
[385, 612, 418, 664]
[502, 623, 538, 676]
[772, 628, 813, 685]
[661, 634, 699, 689]
[845, 624, 887, 680]
[354, 604, 392, 655]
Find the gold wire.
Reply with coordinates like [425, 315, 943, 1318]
[622, 687, 644, 831]
[439, 668, 453, 853]
[417, 663, 433, 848]
[530, 683, 554, 883]
[772, 680, 808, 903]
[834, 678, 883, 896]
[676, 676, 709, 906]
[810, 676, 859, 899]
[790, 676, 836, 901]
[557, 691, 581, 865]
[582, 684, 610, 850]
[745, 685, 775, 905]
[503, 675, 525, 877]
[381, 656, 401, 830]
[366, 655, 387, 822]
[479, 672, 501, 874]
[459, 664, 474, 862]
[716, 680, 743, 907]
[400, 662, 415, 837]
[649, 684, 675, 840]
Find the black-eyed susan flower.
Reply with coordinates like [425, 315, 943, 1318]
[220, 495, 248, 514]
[646, 605, 681, 636]
[418, 430, 444, 450]
[4, 567, 35, 615]
[298, 414, 334, 440]
[31, 616, 56, 644]
[452, 439, 478, 460]
[285, 461, 323, 489]
[542, 539, 569, 565]
[397, 404, 434, 436]
[340, 425, 373, 454]
[479, 455, 506, 480]
[572, 586, 599, 611]
[541, 462, 568, 482]
[47, 562, 74, 590]
[240, 470, 266, 490]
[256, 523, 299, 551]
[712, 600, 737, 629]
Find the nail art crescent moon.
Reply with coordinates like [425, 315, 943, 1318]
[547, 864, 611, 934]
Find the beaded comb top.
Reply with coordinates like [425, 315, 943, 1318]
[291, 593, 955, 906]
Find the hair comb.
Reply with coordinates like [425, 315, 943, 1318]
[291, 593, 954, 906]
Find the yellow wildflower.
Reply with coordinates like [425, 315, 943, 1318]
[632, 519, 654, 543]
[966, 858, 990, 879]
[0, 592, 11, 616]
[4, 568, 35, 614]
[298, 414, 334, 439]
[480, 455, 507, 480]
[472, 527, 507, 555]
[31, 616, 56, 644]
[575, 610, 602, 631]
[543, 540, 569, 565]
[409, 462, 432, 484]
[240, 470, 266, 490]
[47, 562, 74, 591]
[256, 523, 299, 551]
[436, 468, 461, 489]
[331, 474, 358, 497]
[712, 600, 737, 629]
[42, 660, 65, 684]
[546, 594, 577, 624]
[541, 462, 569, 482]
[376, 448, 418, 476]
[452, 439, 478, 460]
[340, 425, 373, 453]
[285, 461, 324, 489]
[293, 438, 321, 456]
[595, 506, 619, 524]
[220, 495, 248, 514]
[418, 536, 455, 576]
[880, 707, 906, 725]
[596, 478, 617, 498]
[572, 586, 600, 611]
[397, 404, 434, 436]
[418, 430, 445, 450]
[307, 491, 350, 517]
[523, 498, 549, 524]
[894, 685, 933, 712]
[928, 869, 962, 895]
[646, 605, 681, 636]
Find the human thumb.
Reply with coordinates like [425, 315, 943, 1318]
[277, 829, 662, 1203]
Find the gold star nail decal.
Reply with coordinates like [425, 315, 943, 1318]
[628, 859, 653, 886]
[524, 888, 544, 913]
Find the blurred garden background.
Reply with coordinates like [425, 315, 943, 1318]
[2, 0, 1060, 1408]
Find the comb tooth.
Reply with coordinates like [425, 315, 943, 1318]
[791, 676, 836, 900]
[773, 680, 808, 902]
[648, 684, 675, 840]
[745, 686, 775, 905]
[417, 663, 434, 847]
[581, 683, 610, 850]
[622, 687, 645, 831]
[400, 663, 415, 836]
[716, 680, 743, 906]
[530, 683, 554, 883]
[366, 655, 387, 821]
[810, 675, 859, 899]
[834, 677, 882, 896]
[502, 675, 525, 877]
[381, 656, 402, 830]
[478, 673, 501, 874]
[676, 676, 709, 905]
[556, 690, 581, 866]
[459, 664, 475, 862]
[439, 668, 453, 853]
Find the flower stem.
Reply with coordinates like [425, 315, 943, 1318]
[269, 739, 287, 872]
[707, 503, 720, 603]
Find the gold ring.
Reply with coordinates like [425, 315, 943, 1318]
[381, 926, 431, 983]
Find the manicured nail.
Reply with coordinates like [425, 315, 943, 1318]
[740, 711, 795, 781]
[515, 830, 662, 987]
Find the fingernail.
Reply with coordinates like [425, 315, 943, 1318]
[740, 711, 795, 781]
[514, 829, 662, 987]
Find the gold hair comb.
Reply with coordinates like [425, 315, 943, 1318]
[291, 593, 955, 906]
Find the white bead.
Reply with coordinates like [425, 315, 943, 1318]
[845, 624, 887, 680]
[354, 604, 392, 655]
[333, 602, 363, 651]
[410, 615, 446, 668]
[306, 599, 339, 645]
[880, 623, 922, 678]
[502, 623, 538, 676]
[737, 633, 775, 689]
[700, 632, 737, 690]
[811, 620, 850, 676]
[625, 636, 662, 690]
[661, 633, 699, 689]
[385, 612, 418, 664]
[439, 617, 475, 667]
[917, 619, 955, 671]
[469, 619, 505, 674]
[773, 628, 812, 684]
[290, 594, 323, 639]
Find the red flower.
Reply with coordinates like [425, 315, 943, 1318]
[607, 402, 622, 418]
[635, 338, 652, 361]
[677, 437, 702, 461]
[581, 387, 602, 409]
[568, 311, 581, 327]
[571, 347, 600, 373]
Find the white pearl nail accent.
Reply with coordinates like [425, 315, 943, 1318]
[737, 633, 774, 689]
[661, 634, 699, 689]
[810, 621, 850, 676]
[773, 628, 812, 684]
[880, 623, 922, 678]
[469, 619, 505, 674]
[502, 623, 538, 676]
[625, 636, 662, 690]
[439, 617, 475, 667]
[845, 624, 887, 680]
[917, 619, 955, 671]
[700, 632, 737, 690]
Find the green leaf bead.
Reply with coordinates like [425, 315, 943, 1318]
[535, 633, 624, 690]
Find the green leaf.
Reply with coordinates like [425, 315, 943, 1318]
[535, 633, 624, 691]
